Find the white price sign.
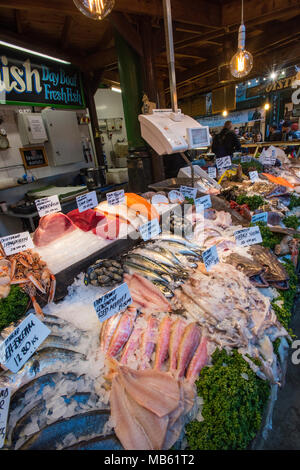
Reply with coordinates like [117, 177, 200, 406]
[202, 245, 219, 272]
[195, 195, 212, 210]
[234, 226, 263, 247]
[207, 167, 217, 179]
[106, 190, 125, 206]
[249, 171, 259, 182]
[0, 387, 10, 449]
[180, 186, 197, 201]
[168, 190, 185, 204]
[76, 191, 98, 213]
[216, 156, 232, 169]
[241, 155, 252, 163]
[139, 218, 161, 241]
[0, 314, 51, 373]
[35, 195, 61, 217]
[94, 283, 132, 323]
[0, 232, 34, 256]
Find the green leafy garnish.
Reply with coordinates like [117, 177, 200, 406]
[251, 221, 283, 250]
[236, 194, 265, 211]
[283, 215, 299, 230]
[0, 286, 29, 331]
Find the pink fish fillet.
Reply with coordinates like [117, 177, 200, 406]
[169, 318, 187, 373]
[140, 316, 159, 369]
[120, 326, 143, 365]
[132, 274, 171, 311]
[107, 309, 137, 357]
[154, 317, 172, 370]
[186, 336, 208, 382]
[100, 313, 121, 353]
[176, 323, 201, 378]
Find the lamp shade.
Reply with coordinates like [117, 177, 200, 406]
[73, 0, 115, 20]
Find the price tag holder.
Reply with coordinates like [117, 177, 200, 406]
[207, 167, 217, 179]
[35, 195, 61, 217]
[106, 190, 125, 206]
[0, 387, 10, 449]
[139, 218, 161, 241]
[76, 191, 98, 213]
[249, 171, 259, 182]
[168, 190, 185, 204]
[252, 212, 268, 225]
[94, 283, 132, 323]
[216, 156, 232, 169]
[234, 226, 263, 247]
[0, 232, 34, 256]
[203, 245, 219, 272]
[180, 186, 197, 201]
[0, 314, 51, 374]
[195, 195, 212, 210]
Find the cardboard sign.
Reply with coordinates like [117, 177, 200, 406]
[207, 167, 217, 179]
[216, 156, 232, 169]
[203, 245, 219, 272]
[139, 218, 161, 241]
[106, 190, 125, 206]
[195, 195, 212, 210]
[0, 387, 11, 449]
[35, 195, 61, 217]
[180, 186, 197, 201]
[94, 283, 132, 323]
[76, 191, 98, 213]
[252, 212, 268, 225]
[249, 171, 259, 182]
[0, 232, 34, 256]
[0, 314, 51, 374]
[234, 226, 263, 247]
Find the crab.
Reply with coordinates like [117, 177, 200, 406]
[0, 245, 56, 317]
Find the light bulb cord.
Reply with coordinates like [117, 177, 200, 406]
[241, 0, 244, 25]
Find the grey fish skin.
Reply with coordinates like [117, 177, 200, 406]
[152, 281, 174, 298]
[64, 435, 123, 450]
[123, 261, 169, 285]
[178, 249, 202, 259]
[17, 411, 111, 450]
[156, 235, 201, 251]
[154, 245, 182, 265]
[133, 247, 178, 269]
[125, 253, 174, 275]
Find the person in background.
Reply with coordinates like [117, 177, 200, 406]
[269, 124, 282, 142]
[212, 120, 242, 158]
[253, 132, 263, 143]
[282, 121, 294, 141]
[291, 123, 300, 140]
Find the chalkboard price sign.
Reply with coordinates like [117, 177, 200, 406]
[20, 147, 48, 169]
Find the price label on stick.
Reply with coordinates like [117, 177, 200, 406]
[76, 191, 98, 213]
[195, 195, 212, 210]
[234, 226, 263, 247]
[0, 232, 33, 256]
[139, 218, 161, 241]
[203, 245, 219, 272]
[249, 171, 259, 182]
[94, 283, 132, 323]
[216, 156, 232, 169]
[0, 314, 51, 374]
[106, 190, 125, 206]
[0, 387, 10, 449]
[180, 186, 197, 201]
[35, 195, 61, 217]
[207, 167, 217, 179]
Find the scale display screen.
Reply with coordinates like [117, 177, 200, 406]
[187, 127, 210, 148]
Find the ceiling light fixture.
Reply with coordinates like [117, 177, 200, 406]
[0, 40, 71, 64]
[230, 0, 253, 78]
[264, 103, 270, 111]
[270, 72, 277, 80]
[222, 110, 228, 117]
[73, 0, 115, 20]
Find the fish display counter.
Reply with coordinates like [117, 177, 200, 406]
[0, 183, 299, 451]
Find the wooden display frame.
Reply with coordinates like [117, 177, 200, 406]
[19, 147, 49, 169]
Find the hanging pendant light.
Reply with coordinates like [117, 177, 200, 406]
[230, 0, 253, 78]
[73, 0, 115, 20]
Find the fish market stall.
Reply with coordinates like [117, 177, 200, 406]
[0, 184, 299, 451]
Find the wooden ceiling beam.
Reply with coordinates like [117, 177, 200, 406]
[109, 11, 143, 56]
[222, 0, 300, 26]
[0, 0, 221, 27]
[83, 47, 118, 70]
[14, 9, 23, 34]
[60, 15, 73, 49]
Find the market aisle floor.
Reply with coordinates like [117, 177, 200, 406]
[259, 297, 300, 450]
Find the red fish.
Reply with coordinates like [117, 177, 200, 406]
[107, 309, 137, 357]
[176, 323, 201, 378]
[154, 317, 172, 370]
[186, 336, 208, 382]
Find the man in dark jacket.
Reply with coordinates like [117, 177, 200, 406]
[212, 121, 241, 158]
[269, 124, 282, 142]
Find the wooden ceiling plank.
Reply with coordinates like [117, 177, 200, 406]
[222, 0, 300, 26]
[60, 15, 73, 49]
[14, 9, 23, 34]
